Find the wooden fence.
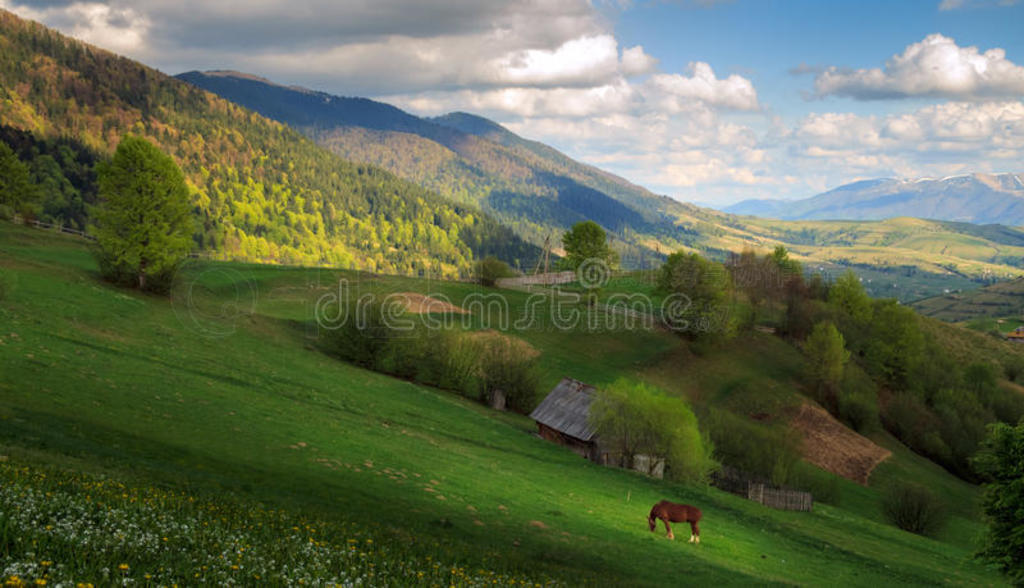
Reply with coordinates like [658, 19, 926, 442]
[496, 271, 576, 288]
[747, 483, 814, 511]
[11, 215, 95, 240]
[712, 466, 813, 512]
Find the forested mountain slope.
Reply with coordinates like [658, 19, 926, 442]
[177, 70, 1024, 296]
[177, 70, 698, 266]
[0, 10, 538, 276]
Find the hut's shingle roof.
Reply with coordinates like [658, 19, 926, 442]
[529, 378, 598, 442]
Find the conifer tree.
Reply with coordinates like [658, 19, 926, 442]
[94, 136, 192, 293]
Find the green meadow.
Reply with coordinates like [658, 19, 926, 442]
[0, 223, 1006, 586]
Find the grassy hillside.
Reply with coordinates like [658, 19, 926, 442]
[912, 277, 1024, 323]
[0, 10, 538, 276]
[0, 222, 1006, 586]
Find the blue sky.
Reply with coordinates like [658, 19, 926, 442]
[3, 0, 1023, 206]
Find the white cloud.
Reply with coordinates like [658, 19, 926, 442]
[814, 34, 1024, 100]
[647, 62, 760, 111]
[939, 0, 1020, 10]
[2, 1, 150, 55]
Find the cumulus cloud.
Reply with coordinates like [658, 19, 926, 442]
[813, 34, 1024, 100]
[2, 1, 149, 54]
[647, 62, 760, 111]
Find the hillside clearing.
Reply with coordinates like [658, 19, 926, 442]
[789, 403, 891, 485]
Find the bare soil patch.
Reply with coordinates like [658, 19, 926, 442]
[789, 403, 891, 485]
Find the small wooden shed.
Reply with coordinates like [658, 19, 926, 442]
[529, 378, 602, 462]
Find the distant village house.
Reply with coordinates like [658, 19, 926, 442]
[1007, 326, 1024, 343]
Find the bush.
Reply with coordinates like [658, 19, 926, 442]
[322, 298, 398, 369]
[1002, 356, 1024, 383]
[476, 256, 516, 287]
[789, 463, 842, 506]
[705, 408, 802, 486]
[322, 302, 541, 413]
[881, 482, 946, 536]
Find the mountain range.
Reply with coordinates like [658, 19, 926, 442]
[726, 174, 1024, 226]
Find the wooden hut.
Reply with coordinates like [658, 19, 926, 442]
[530, 378, 666, 477]
[529, 378, 602, 462]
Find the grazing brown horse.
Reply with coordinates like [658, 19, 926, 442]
[648, 500, 702, 543]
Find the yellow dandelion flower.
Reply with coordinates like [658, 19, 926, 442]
[118, 564, 129, 572]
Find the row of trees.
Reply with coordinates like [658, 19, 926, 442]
[322, 298, 541, 414]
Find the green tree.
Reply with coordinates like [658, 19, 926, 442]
[93, 136, 193, 292]
[588, 379, 717, 483]
[0, 140, 40, 217]
[804, 321, 850, 410]
[972, 419, 1024, 584]
[561, 220, 617, 271]
[829, 270, 872, 324]
[657, 251, 733, 340]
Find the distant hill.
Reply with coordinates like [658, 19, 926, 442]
[0, 12, 539, 275]
[912, 277, 1024, 322]
[726, 174, 1024, 225]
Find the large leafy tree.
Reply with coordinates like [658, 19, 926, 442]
[657, 251, 733, 340]
[973, 419, 1024, 584]
[804, 321, 850, 410]
[588, 379, 716, 483]
[561, 220, 617, 271]
[93, 136, 193, 293]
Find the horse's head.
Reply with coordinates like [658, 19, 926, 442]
[647, 515, 656, 532]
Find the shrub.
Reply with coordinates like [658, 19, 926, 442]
[322, 298, 399, 369]
[789, 463, 841, 506]
[881, 482, 946, 536]
[476, 256, 516, 287]
[705, 408, 801, 486]
[476, 335, 541, 412]
[1002, 356, 1024, 383]
[322, 304, 541, 413]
